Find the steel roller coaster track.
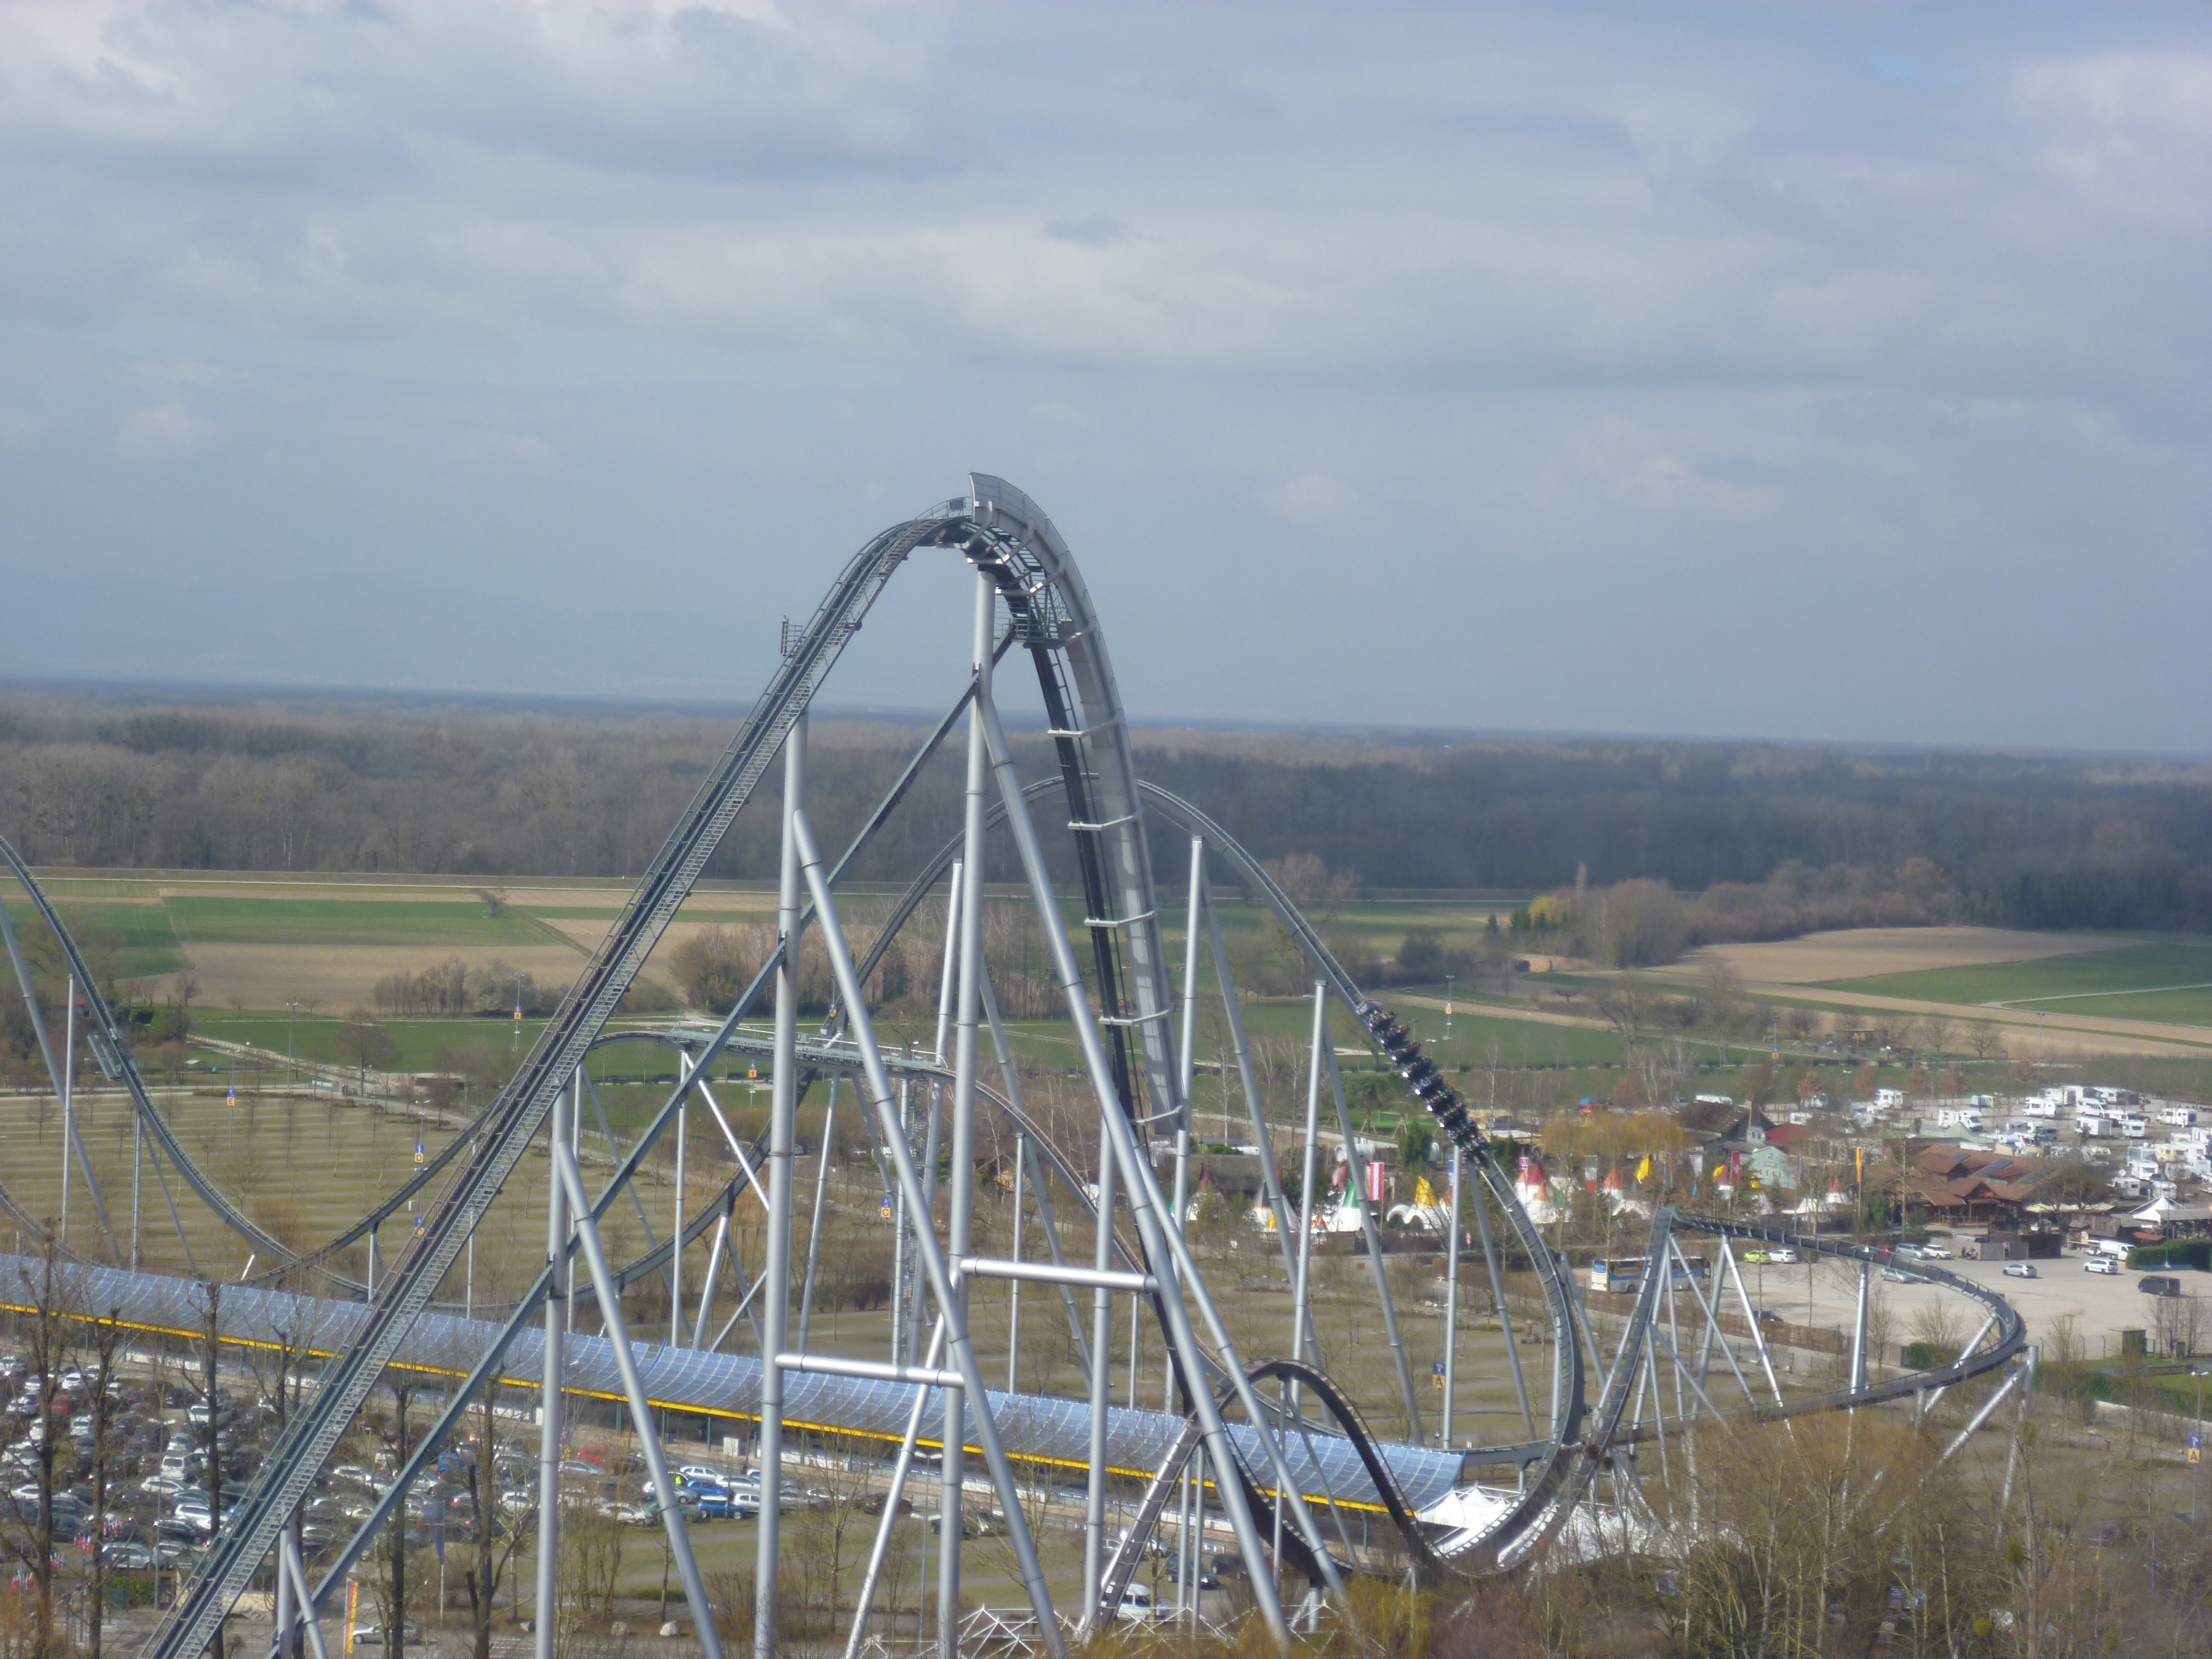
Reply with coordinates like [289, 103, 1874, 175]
[0, 477, 2034, 1659]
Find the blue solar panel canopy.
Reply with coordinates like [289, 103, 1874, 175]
[0, 1256, 1462, 1510]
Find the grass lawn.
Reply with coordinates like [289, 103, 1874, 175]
[1820, 937, 2212, 1012]
[195, 1011, 556, 1073]
[165, 895, 567, 947]
[2029, 987, 2212, 1026]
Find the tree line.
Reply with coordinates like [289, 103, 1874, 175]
[1, 689, 2207, 932]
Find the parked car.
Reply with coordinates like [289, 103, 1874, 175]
[1108, 1583, 1159, 1623]
[2002, 1262, 2038, 1279]
[1881, 1268, 1916, 1284]
[348, 1624, 424, 1648]
[101, 1542, 155, 1570]
[2085, 1256, 2121, 1276]
[2140, 1275, 2184, 1299]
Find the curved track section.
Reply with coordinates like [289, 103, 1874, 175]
[1099, 1207, 2031, 1590]
[0, 834, 294, 1272]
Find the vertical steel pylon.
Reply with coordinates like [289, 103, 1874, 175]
[757, 708, 805, 1655]
[975, 686, 1344, 1642]
[938, 570, 993, 1658]
[530, 1074, 570, 1659]
[789, 806, 1070, 1659]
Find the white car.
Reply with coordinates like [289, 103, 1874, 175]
[1916, 1243, 1952, 1260]
[2002, 1261, 2038, 1279]
[1765, 1248, 1799, 1265]
[676, 1464, 727, 1486]
[2085, 1256, 2121, 1276]
[1109, 1584, 1160, 1624]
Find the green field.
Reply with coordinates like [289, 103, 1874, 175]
[3, 898, 189, 980]
[194, 1011, 558, 1074]
[1822, 937, 2212, 1024]
[165, 895, 564, 947]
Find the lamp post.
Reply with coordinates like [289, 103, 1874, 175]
[284, 999, 299, 1086]
[1444, 973, 1455, 1043]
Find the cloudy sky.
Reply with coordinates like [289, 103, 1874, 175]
[3, 2, 2206, 752]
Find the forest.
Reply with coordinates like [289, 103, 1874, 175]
[1, 685, 2208, 934]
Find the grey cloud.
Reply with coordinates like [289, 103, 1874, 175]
[0, 2, 2204, 752]
[1041, 216, 1132, 247]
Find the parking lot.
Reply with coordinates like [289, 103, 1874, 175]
[1729, 1239, 2202, 1364]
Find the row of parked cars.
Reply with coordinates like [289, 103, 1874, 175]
[610, 1465, 803, 1525]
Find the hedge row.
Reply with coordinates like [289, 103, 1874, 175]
[2128, 1239, 2212, 1271]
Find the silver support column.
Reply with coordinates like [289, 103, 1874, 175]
[1081, 1140, 1116, 1626]
[841, 1318, 948, 1659]
[1442, 1142, 1460, 1447]
[1166, 835, 1202, 1409]
[531, 1074, 571, 1659]
[979, 693, 1333, 1643]
[552, 1151, 725, 1659]
[670, 1096, 687, 1348]
[1291, 984, 1324, 1373]
[757, 711, 804, 1658]
[1849, 1259, 1870, 1394]
[1470, 1171, 1536, 1437]
[1202, 884, 1300, 1270]
[1007, 1135, 1025, 1392]
[1320, 1040, 1423, 1439]
[939, 571, 991, 1659]
[61, 979, 75, 1244]
[791, 808, 1067, 1659]
[131, 1117, 144, 1270]
[796, 1078, 837, 1353]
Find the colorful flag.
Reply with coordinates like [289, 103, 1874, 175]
[1635, 1155, 1652, 1183]
[1367, 1159, 1386, 1204]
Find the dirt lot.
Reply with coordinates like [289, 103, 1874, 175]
[179, 942, 590, 1010]
[1654, 927, 2130, 987]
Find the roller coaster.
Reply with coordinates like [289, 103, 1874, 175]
[0, 476, 2037, 1658]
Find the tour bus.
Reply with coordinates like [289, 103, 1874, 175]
[1589, 1257, 1707, 1295]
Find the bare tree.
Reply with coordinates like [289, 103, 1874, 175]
[81, 1306, 127, 1659]
[196, 1282, 227, 1659]
[1, 1236, 75, 1659]
[460, 1386, 530, 1659]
